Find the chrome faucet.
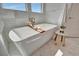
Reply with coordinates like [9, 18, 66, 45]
[27, 17, 45, 33]
[27, 17, 35, 29]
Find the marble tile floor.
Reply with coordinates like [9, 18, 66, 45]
[32, 38, 79, 56]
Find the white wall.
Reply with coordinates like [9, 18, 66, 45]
[65, 4, 79, 37]
[0, 20, 8, 55]
[45, 3, 65, 26]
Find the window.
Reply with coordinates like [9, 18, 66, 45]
[31, 3, 42, 13]
[2, 3, 26, 11]
[1, 3, 43, 13]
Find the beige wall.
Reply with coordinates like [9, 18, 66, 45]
[65, 4, 79, 37]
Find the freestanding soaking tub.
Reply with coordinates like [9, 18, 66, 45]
[9, 23, 58, 56]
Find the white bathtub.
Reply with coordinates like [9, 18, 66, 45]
[9, 23, 58, 56]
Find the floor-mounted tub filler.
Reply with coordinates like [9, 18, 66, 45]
[9, 23, 57, 56]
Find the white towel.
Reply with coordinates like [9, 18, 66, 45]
[55, 49, 63, 56]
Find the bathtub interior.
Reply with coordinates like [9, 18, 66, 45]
[9, 26, 39, 42]
[15, 28, 57, 55]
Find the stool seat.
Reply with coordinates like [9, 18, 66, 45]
[55, 30, 67, 36]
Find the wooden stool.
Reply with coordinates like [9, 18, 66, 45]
[53, 30, 65, 47]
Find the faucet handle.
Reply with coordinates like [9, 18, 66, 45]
[31, 17, 35, 25]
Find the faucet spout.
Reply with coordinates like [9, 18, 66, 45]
[31, 17, 35, 27]
[27, 17, 35, 29]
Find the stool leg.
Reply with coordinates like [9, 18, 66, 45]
[62, 37, 65, 47]
[60, 36, 65, 47]
[54, 34, 58, 41]
[54, 34, 58, 45]
[61, 36, 63, 42]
